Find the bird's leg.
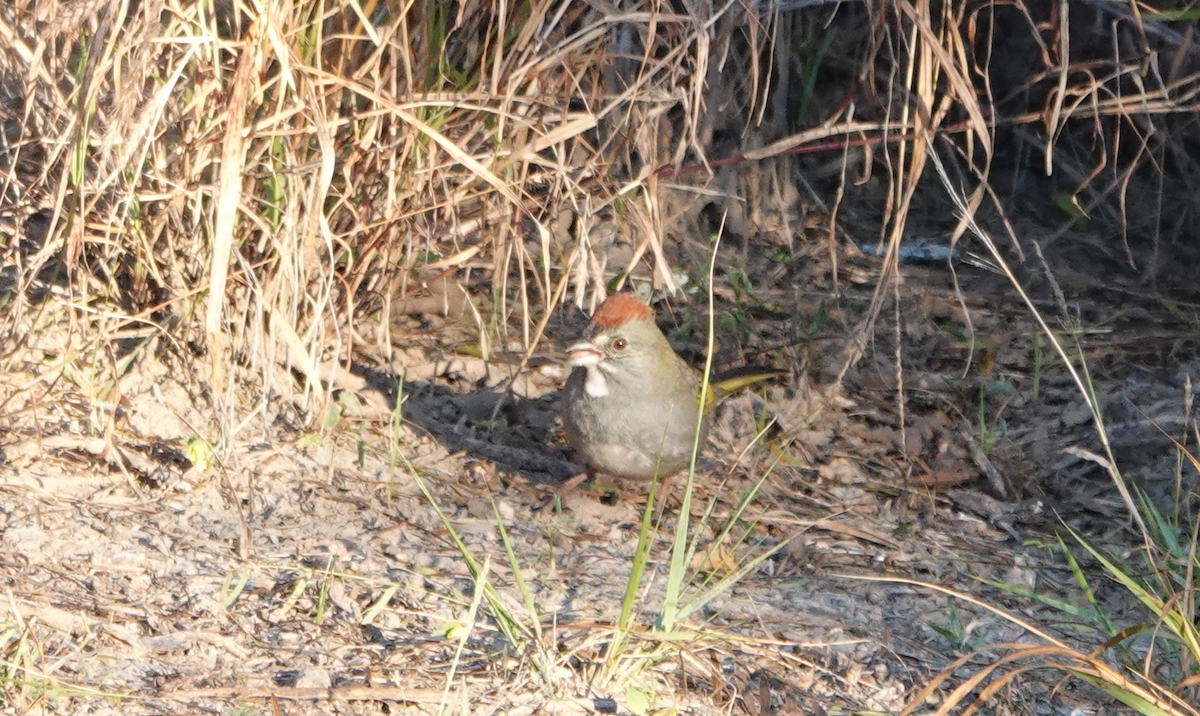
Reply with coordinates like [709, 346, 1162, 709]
[555, 467, 594, 492]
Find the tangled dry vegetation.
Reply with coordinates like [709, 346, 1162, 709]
[1, 0, 1200, 713]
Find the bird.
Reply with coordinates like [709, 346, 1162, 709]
[560, 292, 783, 481]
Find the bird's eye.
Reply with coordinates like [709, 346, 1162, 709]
[612, 338, 628, 350]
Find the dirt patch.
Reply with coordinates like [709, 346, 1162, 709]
[1, 136, 1194, 716]
[0, 266, 1174, 714]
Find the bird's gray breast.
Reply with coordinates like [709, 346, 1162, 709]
[561, 364, 703, 478]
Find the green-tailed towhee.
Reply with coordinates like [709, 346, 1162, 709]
[560, 293, 782, 481]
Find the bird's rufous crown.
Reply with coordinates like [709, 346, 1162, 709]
[589, 293, 653, 329]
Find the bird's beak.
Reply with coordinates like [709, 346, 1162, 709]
[566, 341, 603, 367]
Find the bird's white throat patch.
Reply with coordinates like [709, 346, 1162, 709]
[583, 365, 609, 397]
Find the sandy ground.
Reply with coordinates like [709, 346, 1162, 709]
[2, 309, 1177, 715]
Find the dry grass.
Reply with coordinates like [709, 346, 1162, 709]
[2, 0, 1196, 419]
[1, 0, 1199, 711]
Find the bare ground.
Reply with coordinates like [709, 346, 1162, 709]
[3, 212, 1195, 715]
